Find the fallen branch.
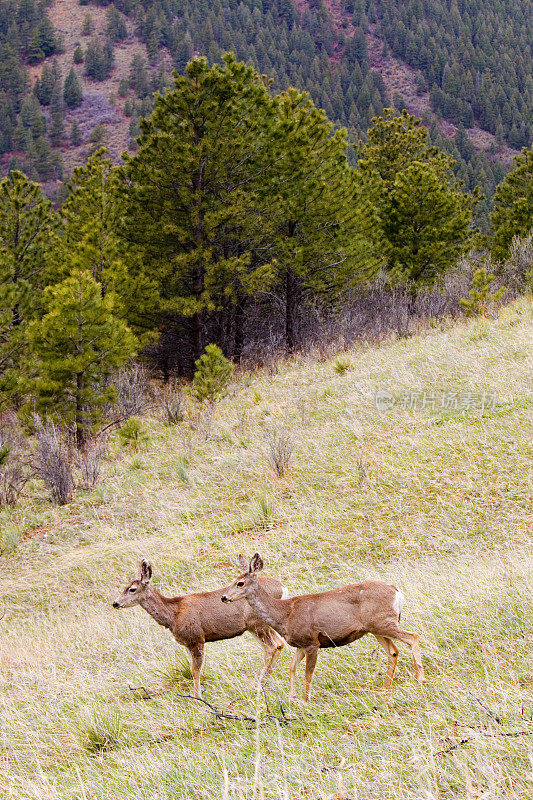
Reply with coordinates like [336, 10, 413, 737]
[128, 684, 288, 725]
[436, 727, 533, 756]
[468, 691, 502, 723]
[128, 684, 152, 700]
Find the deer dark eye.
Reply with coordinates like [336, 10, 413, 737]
[237, 581, 244, 587]
[129, 587, 136, 592]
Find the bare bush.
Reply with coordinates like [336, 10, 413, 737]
[265, 427, 295, 478]
[0, 417, 29, 507]
[114, 364, 151, 419]
[160, 380, 186, 424]
[76, 434, 108, 489]
[501, 232, 533, 290]
[33, 416, 74, 505]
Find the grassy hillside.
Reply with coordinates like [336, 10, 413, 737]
[1, 298, 532, 799]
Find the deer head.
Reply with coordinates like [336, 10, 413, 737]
[221, 553, 263, 603]
[112, 559, 152, 609]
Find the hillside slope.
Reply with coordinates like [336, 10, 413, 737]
[1, 297, 532, 799]
[1, 0, 526, 204]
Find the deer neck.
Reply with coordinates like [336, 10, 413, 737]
[246, 579, 288, 638]
[139, 587, 177, 630]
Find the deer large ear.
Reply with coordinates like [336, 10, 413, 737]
[250, 553, 263, 573]
[237, 554, 248, 571]
[138, 559, 152, 585]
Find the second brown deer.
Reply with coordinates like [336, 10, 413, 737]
[113, 557, 285, 698]
[222, 553, 425, 700]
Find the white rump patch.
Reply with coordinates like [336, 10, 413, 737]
[281, 587, 289, 600]
[393, 590, 405, 618]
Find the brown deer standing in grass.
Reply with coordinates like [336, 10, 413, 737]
[222, 554, 425, 700]
[113, 558, 286, 699]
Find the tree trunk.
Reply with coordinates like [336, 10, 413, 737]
[285, 268, 301, 353]
[233, 296, 245, 362]
[75, 372, 86, 451]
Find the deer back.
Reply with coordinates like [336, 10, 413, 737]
[279, 581, 401, 648]
[172, 574, 284, 646]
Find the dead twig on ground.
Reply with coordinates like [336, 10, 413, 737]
[128, 684, 288, 725]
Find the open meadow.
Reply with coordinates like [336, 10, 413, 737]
[1, 298, 532, 800]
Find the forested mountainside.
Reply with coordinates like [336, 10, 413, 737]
[0, 0, 531, 214]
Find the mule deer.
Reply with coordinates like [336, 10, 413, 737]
[222, 554, 425, 700]
[113, 558, 285, 698]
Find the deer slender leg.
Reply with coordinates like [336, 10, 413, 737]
[251, 627, 284, 685]
[375, 635, 399, 689]
[288, 648, 306, 699]
[303, 647, 319, 701]
[188, 644, 205, 699]
[262, 630, 284, 680]
[388, 628, 425, 684]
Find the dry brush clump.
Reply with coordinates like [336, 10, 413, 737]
[76, 433, 109, 489]
[32, 415, 74, 505]
[265, 427, 295, 478]
[113, 363, 152, 420]
[159, 379, 186, 424]
[0, 416, 29, 507]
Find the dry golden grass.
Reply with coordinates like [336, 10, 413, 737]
[1, 297, 532, 799]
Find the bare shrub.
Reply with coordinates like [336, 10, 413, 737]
[501, 232, 533, 291]
[76, 434, 108, 489]
[0, 417, 29, 507]
[180, 405, 215, 454]
[114, 364, 151, 419]
[160, 380, 186, 424]
[33, 416, 74, 505]
[265, 427, 295, 478]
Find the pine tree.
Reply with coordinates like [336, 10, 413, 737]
[120, 54, 377, 368]
[70, 119, 81, 146]
[106, 7, 127, 43]
[26, 270, 137, 448]
[53, 149, 153, 340]
[26, 32, 45, 64]
[491, 147, 533, 259]
[37, 15, 57, 58]
[81, 13, 94, 37]
[49, 110, 64, 147]
[63, 67, 83, 108]
[33, 62, 56, 105]
[85, 37, 114, 81]
[0, 172, 58, 408]
[192, 344, 234, 404]
[358, 108, 453, 190]
[358, 109, 478, 287]
[53, 149, 121, 287]
[381, 161, 474, 287]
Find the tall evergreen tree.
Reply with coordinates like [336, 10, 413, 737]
[358, 109, 478, 287]
[120, 54, 376, 369]
[491, 147, 533, 259]
[63, 67, 83, 109]
[0, 172, 58, 408]
[382, 161, 474, 287]
[26, 270, 137, 448]
[54, 149, 154, 339]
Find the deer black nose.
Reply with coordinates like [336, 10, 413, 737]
[221, 595, 228, 603]
[112, 601, 119, 608]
